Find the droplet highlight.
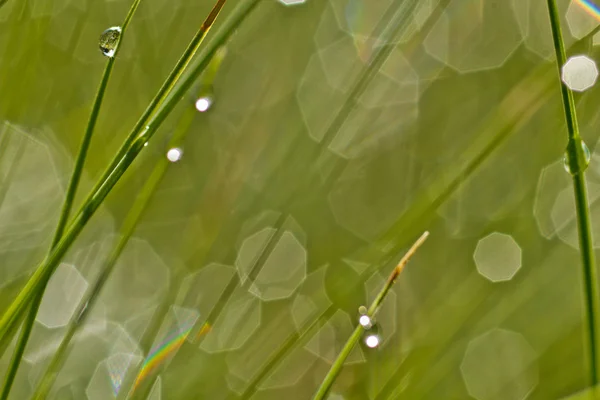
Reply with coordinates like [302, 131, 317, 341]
[563, 139, 591, 175]
[365, 334, 380, 348]
[358, 315, 372, 329]
[99, 26, 122, 58]
[195, 96, 213, 112]
[166, 147, 183, 163]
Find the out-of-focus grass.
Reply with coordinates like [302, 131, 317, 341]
[1, 0, 600, 399]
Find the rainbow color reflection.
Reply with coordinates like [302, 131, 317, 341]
[131, 322, 211, 392]
[575, 0, 600, 21]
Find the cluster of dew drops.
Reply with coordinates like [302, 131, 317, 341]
[358, 306, 381, 349]
[98, 25, 216, 165]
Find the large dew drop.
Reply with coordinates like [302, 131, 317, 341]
[99, 26, 122, 58]
[563, 138, 591, 175]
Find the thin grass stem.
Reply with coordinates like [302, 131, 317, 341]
[546, 0, 600, 387]
[0, 1, 142, 398]
[312, 232, 429, 400]
[0, 0, 258, 351]
[29, 48, 227, 399]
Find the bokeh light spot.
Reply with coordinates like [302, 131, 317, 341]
[37, 263, 88, 328]
[460, 328, 538, 400]
[473, 232, 522, 282]
[561, 55, 598, 92]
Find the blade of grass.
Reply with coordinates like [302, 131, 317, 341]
[313, 232, 429, 400]
[29, 47, 228, 399]
[0, 0, 258, 351]
[244, 21, 600, 400]
[0, 1, 142, 398]
[191, 0, 420, 355]
[547, 0, 600, 387]
[77, 0, 227, 212]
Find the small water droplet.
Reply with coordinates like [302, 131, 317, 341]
[166, 147, 183, 162]
[358, 305, 367, 315]
[563, 139, 591, 175]
[195, 96, 213, 112]
[99, 26, 122, 57]
[359, 315, 372, 329]
[365, 334, 380, 348]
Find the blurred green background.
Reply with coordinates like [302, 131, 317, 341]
[2, 0, 600, 399]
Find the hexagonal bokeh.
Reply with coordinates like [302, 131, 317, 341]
[473, 233, 522, 282]
[534, 158, 600, 249]
[460, 328, 538, 400]
[86, 352, 143, 399]
[200, 288, 261, 353]
[551, 182, 600, 249]
[36, 263, 88, 328]
[328, 149, 417, 241]
[512, 0, 575, 60]
[25, 321, 141, 396]
[533, 160, 572, 239]
[561, 55, 599, 92]
[100, 237, 170, 323]
[236, 226, 307, 301]
[566, 1, 599, 40]
[291, 265, 332, 331]
[304, 309, 365, 364]
[176, 263, 235, 319]
[424, 0, 523, 72]
[0, 123, 64, 286]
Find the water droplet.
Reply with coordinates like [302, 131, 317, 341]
[365, 334, 380, 348]
[359, 315, 372, 329]
[358, 305, 367, 315]
[166, 147, 183, 162]
[563, 139, 591, 175]
[99, 26, 122, 57]
[195, 96, 213, 112]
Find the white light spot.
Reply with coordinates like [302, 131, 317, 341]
[561, 55, 598, 92]
[144, 142, 148, 147]
[278, 0, 306, 5]
[365, 334, 380, 348]
[473, 232, 522, 282]
[195, 97, 212, 112]
[359, 315, 372, 328]
[166, 147, 183, 163]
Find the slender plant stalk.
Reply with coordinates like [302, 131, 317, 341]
[29, 48, 227, 399]
[0, 1, 142, 398]
[0, 0, 259, 351]
[546, 0, 600, 388]
[312, 232, 429, 400]
[192, 0, 420, 353]
[77, 0, 227, 211]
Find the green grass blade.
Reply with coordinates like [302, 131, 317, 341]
[313, 232, 429, 400]
[74, 0, 227, 217]
[29, 47, 227, 398]
[0, 1, 142, 398]
[546, 0, 600, 387]
[0, 0, 258, 370]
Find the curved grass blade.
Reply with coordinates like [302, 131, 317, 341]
[242, 19, 600, 400]
[0, 1, 142, 398]
[75, 0, 227, 214]
[191, 0, 421, 359]
[0, 0, 259, 355]
[313, 232, 429, 400]
[29, 48, 228, 399]
[546, 0, 600, 387]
